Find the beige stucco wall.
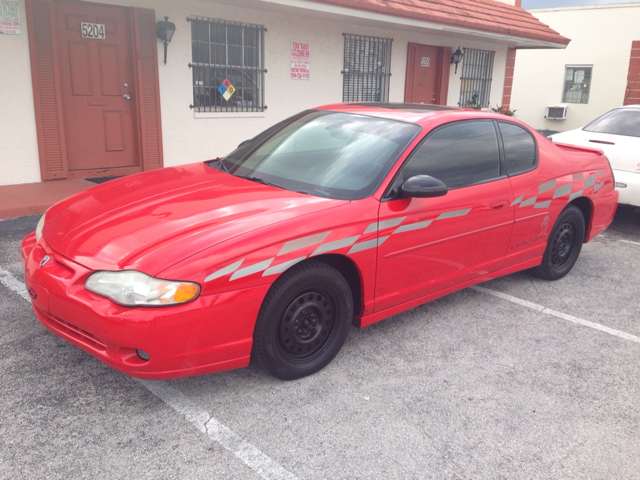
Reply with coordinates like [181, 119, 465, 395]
[510, 3, 640, 132]
[0, 0, 41, 185]
[0, 0, 511, 186]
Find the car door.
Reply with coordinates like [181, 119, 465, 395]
[374, 120, 515, 312]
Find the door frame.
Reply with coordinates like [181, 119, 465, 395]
[403, 43, 451, 105]
[25, 0, 163, 180]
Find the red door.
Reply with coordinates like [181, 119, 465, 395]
[374, 181, 514, 312]
[56, 2, 139, 176]
[404, 44, 450, 105]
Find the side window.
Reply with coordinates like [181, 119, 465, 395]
[499, 122, 537, 176]
[401, 121, 500, 189]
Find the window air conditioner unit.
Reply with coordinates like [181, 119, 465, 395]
[545, 104, 568, 120]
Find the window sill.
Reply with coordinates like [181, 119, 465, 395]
[194, 111, 267, 119]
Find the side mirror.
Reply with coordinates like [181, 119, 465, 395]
[400, 175, 448, 198]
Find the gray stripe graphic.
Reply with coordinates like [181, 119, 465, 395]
[205, 259, 244, 282]
[510, 195, 524, 206]
[534, 200, 551, 209]
[230, 258, 274, 281]
[539, 179, 557, 194]
[393, 220, 433, 234]
[595, 170, 605, 175]
[436, 208, 471, 220]
[278, 231, 331, 256]
[348, 236, 389, 254]
[594, 181, 604, 192]
[584, 176, 596, 188]
[520, 196, 537, 207]
[263, 256, 307, 276]
[573, 172, 584, 181]
[569, 190, 583, 202]
[553, 183, 572, 199]
[311, 235, 360, 256]
[364, 217, 406, 234]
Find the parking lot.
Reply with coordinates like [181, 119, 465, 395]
[1, 206, 639, 479]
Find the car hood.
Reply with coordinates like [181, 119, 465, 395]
[551, 129, 639, 173]
[43, 163, 348, 275]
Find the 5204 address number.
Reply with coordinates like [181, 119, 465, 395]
[81, 22, 106, 40]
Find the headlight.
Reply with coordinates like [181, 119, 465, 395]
[85, 271, 200, 307]
[35, 214, 45, 241]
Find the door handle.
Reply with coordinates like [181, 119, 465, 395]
[123, 94, 131, 100]
[491, 199, 508, 211]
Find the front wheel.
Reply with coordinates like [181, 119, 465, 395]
[252, 261, 353, 380]
[530, 204, 585, 281]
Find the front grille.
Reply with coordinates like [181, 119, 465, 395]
[36, 306, 107, 352]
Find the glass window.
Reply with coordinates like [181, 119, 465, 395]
[499, 122, 537, 175]
[343, 34, 392, 102]
[189, 17, 265, 112]
[401, 121, 501, 189]
[459, 48, 495, 108]
[215, 111, 421, 200]
[563, 66, 592, 104]
[583, 108, 640, 137]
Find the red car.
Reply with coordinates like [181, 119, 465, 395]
[21, 104, 618, 380]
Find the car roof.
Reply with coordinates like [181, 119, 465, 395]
[312, 102, 508, 125]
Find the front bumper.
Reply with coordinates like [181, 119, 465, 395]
[613, 169, 640, 207]
[21, 233, 269, 379]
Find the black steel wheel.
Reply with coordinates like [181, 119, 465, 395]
[252, 261, 353, 380]
[530, 204, 585, 281]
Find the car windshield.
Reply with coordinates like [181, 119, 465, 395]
[583, 108, 640, 137]
[210, 110, 421, 200]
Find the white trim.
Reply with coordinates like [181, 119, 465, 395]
[253, 0, 568, 48]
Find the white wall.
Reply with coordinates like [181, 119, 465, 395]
[0, 0, 41, 185]
[0, 0, 509, 185]
[510, 3, 640, 131]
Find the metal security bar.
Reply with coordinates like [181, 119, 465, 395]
[188, 17, 266, 112]
[459, 48, 495, 108]
[342, 34, 392, 102]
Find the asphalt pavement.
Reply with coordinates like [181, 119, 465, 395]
[1, 206, 639, 479]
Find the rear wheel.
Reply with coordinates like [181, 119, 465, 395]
[530, 204, 585, 281]
[252, 261, 353, 380]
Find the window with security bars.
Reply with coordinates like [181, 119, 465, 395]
[459, 48, 495, 108]
[563, 66, 592, 104]
[188, 17, 266, 112]
[342, 34, 392, 102]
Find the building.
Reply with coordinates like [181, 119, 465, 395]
[511, 3, 640, 131]
[0, 0, 568, 186]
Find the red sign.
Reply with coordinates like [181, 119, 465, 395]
[291, 41, 310, 80]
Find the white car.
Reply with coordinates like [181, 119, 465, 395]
[548, 105, 640, 207]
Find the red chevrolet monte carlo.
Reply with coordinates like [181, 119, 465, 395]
[21, 104, 618, 380]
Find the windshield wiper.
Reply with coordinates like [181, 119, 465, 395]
[246, 176, 283, 189]
[210, 157, 229, 173]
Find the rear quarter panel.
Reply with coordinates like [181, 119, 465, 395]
[506, 135, 616, 268]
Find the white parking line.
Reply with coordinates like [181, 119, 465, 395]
[2, 268, 298, 480]
[139, 380, 299, 480]
[471, 285, 640, 344]
[619, 239, 640, 247]
[0, 267, 31, 303]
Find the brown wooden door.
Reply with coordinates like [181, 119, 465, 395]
[55, 2, 139, 175]
[404, 43, 451, 105]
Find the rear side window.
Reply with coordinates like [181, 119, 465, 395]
[499, 121, 537, 176]
[401, 120, 500, 189]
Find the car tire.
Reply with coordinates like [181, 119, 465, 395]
[530, 204, 585, 281]
[252, 260, 353, 380]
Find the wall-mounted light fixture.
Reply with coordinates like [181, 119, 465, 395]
[451, 46, 464, 74]
[156, 16, 176, 65]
